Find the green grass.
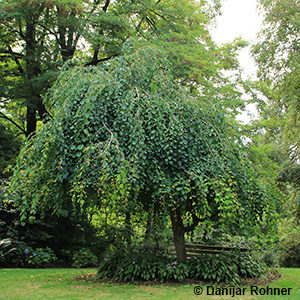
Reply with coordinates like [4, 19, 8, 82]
[0, 268, 299, 299]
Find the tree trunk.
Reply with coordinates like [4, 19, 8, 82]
[25, 14, 40, 136]
[26, 106, 36, 136]
[169, 207, 187, 263]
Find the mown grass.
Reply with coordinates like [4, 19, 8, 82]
[0, 268, 299, 299]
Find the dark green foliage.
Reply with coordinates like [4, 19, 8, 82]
[9, 44, 278, 264]
[0, 180, 105, 267]
[11, 46, 276, 234]
[72, 248, 98, 268]
[188, 254, 239, 284]
[97, 249, 265, 284]
[0, 125, 21, 178]
[98, 249, 189, 282]
[25, 246, 57, 267]
[236, 253, 266, 279]
[158, 260, 190, 282]
[279, 225, 300, 268]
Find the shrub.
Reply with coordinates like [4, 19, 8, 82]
[72, 248, 98, 268]
[27, 247, 57, 267]
[98, 249, 190, 282]
[98, 248, 265, 284]
[0, 180, 105, 267]
[5, 241, 57, 267]
[188, 253, 239, 284]
[157, 260, 190, 282]
[236, 253, 266, 278]
[279, 225, 300, 267]
[219, 233, 277, 267]
[187, 251, 265, 284]
[98, 250, 169, 282]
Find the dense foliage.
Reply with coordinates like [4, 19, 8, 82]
[72, 248, 98, 268]
[1, 0, 298, 280]
[0, 179, 103, 267]
[10, 45, 278, 263]
[98, 249, 265, 284]
[0, 125, 21, 178]
[253, 0, 299, 154]
[1, 0, 239, 137]
[248, 0, 299, 267]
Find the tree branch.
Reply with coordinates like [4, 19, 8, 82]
[85, 54, 118, 66]
[184, 213, 202, 233]
[7, 46, 24, 75]
[0, 111, 27, 135]
[103, 0, 111, 12]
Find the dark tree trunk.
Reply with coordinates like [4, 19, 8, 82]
[61, 47, 75, 62]
[24, 12, 47, 136]
[36, 96, 48, 121]
[25, 15, 38, 136]
[169, 207, 187, 263]
[26, 106, 36, 136]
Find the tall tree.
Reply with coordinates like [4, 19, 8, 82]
[252, 0, 300, 161]
[0, 0, 245, 137]
[246, 0, 300, 223]
[11, 46, 277, 262]
[0, 0, 128, 136]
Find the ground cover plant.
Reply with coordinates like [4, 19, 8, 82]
[97, 249, 265, 284]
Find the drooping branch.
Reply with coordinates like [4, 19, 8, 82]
[184, 213, 202, 233]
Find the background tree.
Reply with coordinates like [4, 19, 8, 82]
[249, 0, 299, 216]
[0, 0, 246, 138]
[238, 0, 300, 267]
[252, 0, 299, 160]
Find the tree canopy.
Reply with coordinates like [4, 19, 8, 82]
[11, 45, 278, 262]
[252, 0, 299, 159]
[0, 0, 246, 137]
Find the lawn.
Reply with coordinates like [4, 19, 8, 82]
[0, 268, 299, 299]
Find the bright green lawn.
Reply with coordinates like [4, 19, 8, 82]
[0, 268, 299, 299]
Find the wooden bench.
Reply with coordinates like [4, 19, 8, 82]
[169, 243, 248, 259]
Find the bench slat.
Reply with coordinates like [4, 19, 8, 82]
[169, 243, 249, 256]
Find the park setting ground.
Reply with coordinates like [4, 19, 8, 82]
[0, 268, 299, 300]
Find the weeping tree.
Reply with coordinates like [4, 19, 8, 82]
[11, 45, 277, 262]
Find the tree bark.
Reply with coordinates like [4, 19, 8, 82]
[25, 14, 38, 136]
[26, 106, 36, 136]
[169, 207, 187, 262]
